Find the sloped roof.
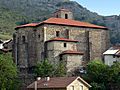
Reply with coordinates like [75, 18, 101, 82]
[42, 18, 107, 29]
[103, 50, 119, 55]
[60, 50, 84, 55]
[46, 37, 78, 42]
[27, 77, 91, 89]
[16, 23, 38, 29]
[103, 45, 120, 55]
[16, 18, 107, 29]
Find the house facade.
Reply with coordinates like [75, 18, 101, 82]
[27, 77, 91, 90]
[103, 46, 120, 66]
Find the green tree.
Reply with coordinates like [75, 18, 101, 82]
[54, 61, 66, 77]
[84, 60, 120, 90]
[34, 59, 66, 77]
[34, 59, 54, 77]
[0, 53, 17, 90]
[86, 60, 108, 83]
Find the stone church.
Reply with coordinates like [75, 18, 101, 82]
[13, 9, 109, 76]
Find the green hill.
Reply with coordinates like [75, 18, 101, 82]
[0, 0, 120, 44]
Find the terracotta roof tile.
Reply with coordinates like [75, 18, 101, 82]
[46, 37, 79, 42]
[16, 18, 107, 29]
[60, 50, 84, 55]
[16, 23, 38, 29]
[42, 18, 107, 29]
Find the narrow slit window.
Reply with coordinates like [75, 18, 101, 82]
[22, 36, 25, 43]
[56, 31, 60, 37]
[64, 43, 67, 47]
[65, 14, 68, 19]
[38, 34, 40, 38]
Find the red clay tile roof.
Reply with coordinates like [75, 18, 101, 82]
[46, 37, 79, 42]
[42, 18, 107, 29]
[27, 77, 91, 89]
[15, 18, 107, 29]
[16, 23, 38, 29]
[61, 50, 84, 55]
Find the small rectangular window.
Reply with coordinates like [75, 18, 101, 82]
[65, 14, 68, 19]
[64, 43, 67, 47]
[22, 36, 25, 43]
[66, 29, 69, 39]
[56, 31, 60, 37]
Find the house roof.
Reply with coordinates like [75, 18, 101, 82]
[60, 50, 84, 55]
[103, 45, 120, 56]
[103, 50, 119, 55]
[16, 23, 38, 29]
[15, 18, 107, 30]
[46, 37, 79, 42]
[27, 77, 91, 89]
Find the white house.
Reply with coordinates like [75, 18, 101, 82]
[103, 46, 120, 66]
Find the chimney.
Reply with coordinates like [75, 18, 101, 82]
[45, 77, 50, 81]
[37, 77, 41, 81]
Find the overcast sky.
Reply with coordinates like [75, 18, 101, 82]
[72, 0, 120, 16]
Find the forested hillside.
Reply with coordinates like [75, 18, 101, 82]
[0, 0, 120, 44]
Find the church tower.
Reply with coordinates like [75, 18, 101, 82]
[54, 9, 73, 19]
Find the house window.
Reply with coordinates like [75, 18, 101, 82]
[66, 29, 69, 39]
[64, 43, 67, 47]
[65, 14, 68, 19]
[22, 36, 25, 43]
[80, 85, 83, 90]
[70, 86, 74, 90]
[113, 55, 115, 58]
[56, 15, 59, 18]
[38, 34, 40, 38]
[56, 31, 60, 37]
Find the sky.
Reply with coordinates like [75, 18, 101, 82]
[72, 0, 120, 16]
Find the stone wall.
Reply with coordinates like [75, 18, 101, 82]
[62, 54, 83, 75]
[46, 41, 77, 65]
[43, 24, 109, 61]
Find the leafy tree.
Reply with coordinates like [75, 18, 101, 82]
[84, 60, 120, 90]
[34, 59, 54, 77]
[0, 53, 18, 90]
[86, 60, 108, 83]
[34, 59, 66, 77]
[54, 61, 66, 77]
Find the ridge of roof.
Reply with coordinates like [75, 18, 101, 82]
[46, 37, 79, 42]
